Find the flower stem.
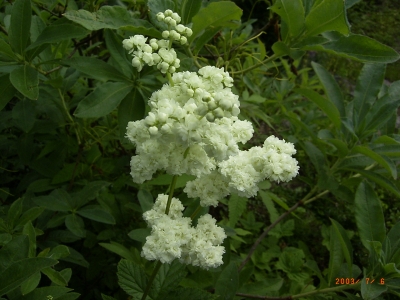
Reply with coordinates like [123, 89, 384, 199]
[140, 261, 163, 300]
[165, 175, 178, 214]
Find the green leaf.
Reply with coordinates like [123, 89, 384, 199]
[189, 1, 242, 44]
[20, 272, 41, 295]
[48, 245, 70, 260]
[0, 39, 17, 61]
[138, 190, 154, 213]
[346, 0, 362, 9]
[271, 41, 291, 56]
[181, 0, 202, 25]
[42, 267, 68, 286]
[385, 221, 400, 262]
[65, 214, 86, 238]
[352, 146, 397, 179]
[361, 279, 387, 300]
[23, 221, 36, 258]
[151, 260, 187, 300]
[7, 198, 23, 229]
[63, 6, 157, 33]
[215, 262, 239, 300]
[304, 0, 349, 37]
[104, 29, 132, 78]
[228, 194, 247, 228]
[365, 99, 400, 132]
[164, 287, 219, 300]
[18, 286, 74, 300]
[16, 207, 44, 227]
[101, 294, 117, 300]
[303, 141, 326, 175]
[296, 88, 341, 128]
[77, 205, 116, 224]
[99, 242, 138, 262]
[354, 182, 386, 252]
[0, 74, 16, 111]
[74, 82, 132, 118]
[118, 89, 145, 137]
[0, 235, 29, 273]
[0, 257, 57, 297]
[128, 228, 151, 243]
[305, 34, 400, 63]
[311, 61, 345, 117]
[11, 98, 36, 133]
[63, 57, 130, 82]
[26, 24, 89, 51]
[33, 189, 72, 212]
[327, 224, 344, 286]
[389, 80, 400, 100]
[73, 181, 110, 208]
[10, 65, 39, 100]
[117, 259, 150, 299]
[270, 0, 304, 38]
[147, 0, 176, 31]
[9, 0, 31, 55]
[353, 63, 386, 126]
[330, 218, 353, 276]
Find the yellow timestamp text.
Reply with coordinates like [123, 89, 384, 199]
[335, 278, 385, 285]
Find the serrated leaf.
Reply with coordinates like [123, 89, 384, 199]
[104, 29, 132, 78]
[190, 1, 242, 44]
[304, 0, 349, 37]
[33, 189, 72, 212]
[354, 182, 386, 253]
[215, 262, 239, 300]
[74, 82, 132, 118]
[305, 34, 400, 63]
[151, 260, 187, 300]
[117, 259, 150, 299]
[270, 0, 304, 38]
[10, 65, 39, 100]
[73, 181, 110, 208]
[361, 279, 387, 300]
[228, 194, 247, 227]
[181, 0, 202, 25]
[26, 24, 89, 51]
[128, 228, 151, 243]
[63, 6, 158, 35]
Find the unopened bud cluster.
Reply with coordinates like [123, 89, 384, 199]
[122, 10, 192, 74]
[157, 10, 193, 45]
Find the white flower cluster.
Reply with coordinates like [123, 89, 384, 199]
[122, 35, 180, 73]
[126, 66, 253, 183]
[184, 136, 299, 206]
[157, 10, 193, 45]
[141, 194, 226, 269]
[122, 10, 192, 74]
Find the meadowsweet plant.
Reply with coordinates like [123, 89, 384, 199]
[123, 9, 299, 287]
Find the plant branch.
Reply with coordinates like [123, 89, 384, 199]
[230, 54, 279, 76]
[238, 188, 329, 272]
[141, 261, 162, 300]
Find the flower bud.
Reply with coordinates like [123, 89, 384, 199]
[156, 12, 165, 21]
[176, 24, 185, 33]
[185, 28, 193, 37]
[145, 112, 156, 125]
[164, 9, 173, 16]
[162, 30, 170, 38]
[180, 36, 187, 45]
[208, 100, 217, 110]
[171, 12, 181, 23]
[206, 112, 215, 122]
[149, 126, 158, 135]
[168, 66, 176, 73]
[219, 98, 232, 110]
[213, 107, 224, 118]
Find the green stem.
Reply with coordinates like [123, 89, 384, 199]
[58, 89, 81, 145]
[165, 175, 178, 215]
[190, 205, 202, 220]
[230, 54, 279, 75]
[166, 72, 174, 86]
[140, 261, 163, 300]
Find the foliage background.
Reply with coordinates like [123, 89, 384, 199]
[1, 0, 400, 299]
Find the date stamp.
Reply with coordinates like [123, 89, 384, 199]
[335, 278, 385, 285]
